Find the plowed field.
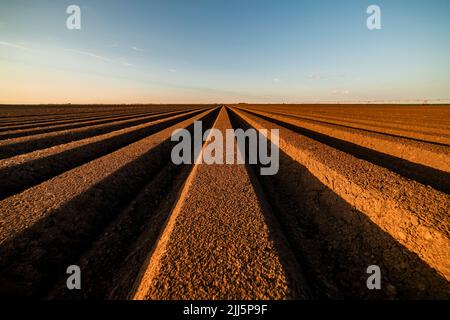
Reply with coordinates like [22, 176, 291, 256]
[0, 104, 448, 299]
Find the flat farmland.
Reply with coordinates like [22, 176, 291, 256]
[0, 104, 448, 299]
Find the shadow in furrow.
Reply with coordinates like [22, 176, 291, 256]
[0, 109, 219, 299]
[223, 107, 313, 299]
[0, 110, 192, 160]
[265, 110, 450, 147]
[241, 109, 450, 194]
[0, 110, 163, 136]
[229, 108, 450, 299]
[0, 110, 204, 200]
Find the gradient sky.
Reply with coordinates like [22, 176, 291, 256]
[0, 0, 449, 104]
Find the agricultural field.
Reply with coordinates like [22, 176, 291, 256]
[0, 104, 448, 299]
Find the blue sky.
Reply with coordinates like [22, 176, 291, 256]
[0, 0, 449, 103]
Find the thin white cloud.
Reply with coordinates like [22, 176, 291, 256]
[62, 47, 136, 67]
[120, 59, 135, 67]
[169, 69, 177, 73]
[0, 41, 34, 52]
[131, 46, 144, 52]
[62, 48, 113, 63]
[273, 78, 281, 82]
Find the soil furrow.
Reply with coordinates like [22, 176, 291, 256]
[240, 107, 450, 169]
[238, 108, 450, 193]
[0, 105, 206, 120]
[0, 109, 147, 124]
[0, 109, 182, 139]
[0, 103, 447, 300]
[243, 105, 450, 129]
[0, 109, 206, 199]
[0, 108, 217, 298]
[0, 109, 198, 159]
[246, 109, 450, 145]
[47, 114, 218, 299]
[132, 107, 311, 300]
[231, 108, 450, 285]
[229, 107, 450, 299]
[0, 109, 166, 133]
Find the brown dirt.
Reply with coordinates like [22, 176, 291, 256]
[0, 103, 448, 299]
[0, 109, 205, 199]
[232, 108, 450, 282]
[238, 107, 450, 172]
[132, 108, 310, 300]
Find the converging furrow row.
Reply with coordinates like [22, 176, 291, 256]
[0, 104, 448, 299]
